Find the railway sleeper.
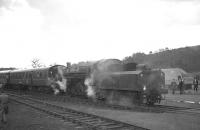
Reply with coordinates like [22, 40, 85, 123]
[95, 122, 117, 126]
[100, 124, 125, 129]
[63, 114, 90, 119]
[63, 116, 84, 120]
[82, 119, 102, 123]
[63, 116, 100, 128]
[86, 119, 105, 123]
[78, 117, 97, 120]
[84, 121, 105, 125]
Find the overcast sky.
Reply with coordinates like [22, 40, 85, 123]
[0, 0, 200, 68]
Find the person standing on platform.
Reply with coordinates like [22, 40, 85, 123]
[178, 76, 184, 95]
[171, 79, 177, 94]
[193, 77, 198, 92]
[0, 88, 9, 124]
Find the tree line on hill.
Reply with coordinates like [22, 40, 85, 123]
[123, 45, 200, 73]
[1, 45, 200, 73]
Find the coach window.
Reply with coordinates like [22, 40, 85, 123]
[35, 72, 37, 78]
[37, 72, 39, 78]
[32, 72, 34, 78]
[43, 72, 46, 77]
[39, 72, 42, 78]
[42, 72, 45, 78]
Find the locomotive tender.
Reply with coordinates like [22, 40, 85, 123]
[0, 65, 67, 94]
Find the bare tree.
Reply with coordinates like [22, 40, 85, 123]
[31, 58, 43, 68]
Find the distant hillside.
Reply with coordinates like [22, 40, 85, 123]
[123, 45, 200, 72]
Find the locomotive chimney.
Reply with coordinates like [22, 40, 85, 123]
[66, 62, 71, 72]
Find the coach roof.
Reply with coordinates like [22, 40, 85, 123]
[9, 65, 66, 73]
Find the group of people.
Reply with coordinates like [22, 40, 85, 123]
[170, 76, 199, 94]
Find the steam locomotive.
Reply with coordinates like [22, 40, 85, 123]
[65, 59, 165, 105]
[0, 59, 165, 105]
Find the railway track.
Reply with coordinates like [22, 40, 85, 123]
[8, 92, 149, 130]
[5, 90, 152, 112]
[6, 90, 200, 116]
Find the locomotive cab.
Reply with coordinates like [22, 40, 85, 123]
[95, 68, 165, 105]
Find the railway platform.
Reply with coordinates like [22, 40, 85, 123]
[161, 90, 200, 108]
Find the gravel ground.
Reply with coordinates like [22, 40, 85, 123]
[46, 99, 200, 130]
[0, 101, 85, 130]
[160, 90, 200, 108]
[165, 93, 200, 103]
[2, 93, 200, 130]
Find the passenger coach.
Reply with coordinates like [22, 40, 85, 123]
[0, 65, 67, 93]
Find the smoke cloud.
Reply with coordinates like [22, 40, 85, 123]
[49, 66, 67, 95]
[57, 66, 67, 92]
[84, 59, 122, 100]
[84, 76, 95, 98]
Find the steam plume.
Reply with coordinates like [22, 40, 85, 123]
[49, 66, 67, 95]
